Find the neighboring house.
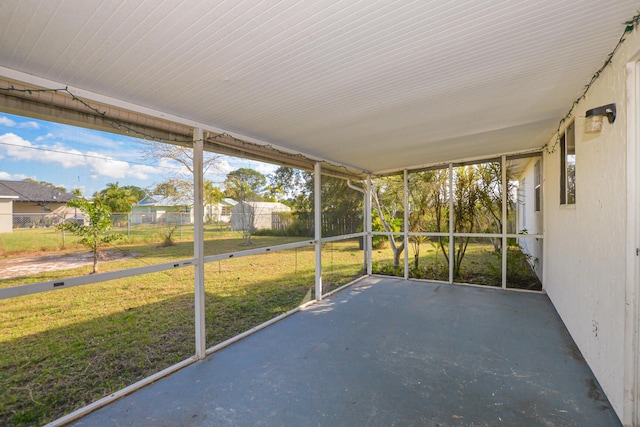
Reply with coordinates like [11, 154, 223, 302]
[230, 201, 291, 232]
[205, 198, 237, 224]
[132, 195, 239, 225]
[131, 195, 193, 225]
[0, 195, 18, 233]
[0, 180, 77, 232]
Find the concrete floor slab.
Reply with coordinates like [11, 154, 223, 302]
[69, 277, 621, 427]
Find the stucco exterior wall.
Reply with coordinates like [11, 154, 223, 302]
[12, 202, 67, 214]
[0, 198, 14, 233]
[542, 28, 640, 422]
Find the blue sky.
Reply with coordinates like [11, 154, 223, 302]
[0, 112, 277, 197]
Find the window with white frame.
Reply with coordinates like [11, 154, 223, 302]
[560, 122, 575, 205]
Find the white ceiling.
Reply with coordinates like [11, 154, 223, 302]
[0, 0, 638, 174]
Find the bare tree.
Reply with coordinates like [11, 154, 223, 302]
[138, 140, 223, 175]
[138, 140, 226, 213]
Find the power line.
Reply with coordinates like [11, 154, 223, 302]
[0, 139, 204, 173]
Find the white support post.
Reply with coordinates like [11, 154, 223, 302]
[193, 129, 206, 359]
[404, 169, 409, 280]
[624, 60, 640, 426]
[366, 175, 373, 276]
[449, 163, 454, 284]
[314, 162, 322, 300]
[363, 185, 367, 272]
[501, 155, 508, 289]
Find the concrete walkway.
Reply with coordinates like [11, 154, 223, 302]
[69, 277, 621, 427]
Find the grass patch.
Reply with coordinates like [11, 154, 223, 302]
[0, 228, 84, 256]
[0, 236, 364, 426]
[372, 240, 542, 290]
[0, 224, 237, 257]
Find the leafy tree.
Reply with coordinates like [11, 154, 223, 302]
[122, 185, 146, 202]
[268, 167, 312, 202]
[407, 164, 515, 279]
[224, 168, 266, 200]
[23, 178, 66, 193]
[224, 168, 267, 243]
[203, 180, 224, 223]
[375, 164, 516, 279]
[321, 176, 363, 237]
[267, 167, 313, 235]
[372, 175, 405, 268]
[94, 182, 140, 213]
[151, 178, 189, 199]
[57, 199, 125, 274]
[449, 166, 481, 277]
[408, 169, 448, 270]
[204, 180, 224, 206]
[269, 168, 363, 237]
[71, 188, 83, 197]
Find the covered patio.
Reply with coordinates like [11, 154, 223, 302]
[2, 1, 640, 426]
[69, 277, 619, 427]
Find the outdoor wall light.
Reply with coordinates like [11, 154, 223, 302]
[584, 103, 616, 134]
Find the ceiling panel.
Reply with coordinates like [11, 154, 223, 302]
[0, 0, 638, 174]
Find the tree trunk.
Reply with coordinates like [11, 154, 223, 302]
[372, 187, 404, 268]
[92, 245, 98, 274]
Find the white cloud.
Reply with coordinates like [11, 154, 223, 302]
[254, 162, 278, 176]
[0, 132, 162, 181]
[0, 133, 36, 160]
[45, 123, 127, 150]
[35, 132, 54, 141]
[18, 121, 40, 129]
[210, 159, 234, 175]
[0, 116, 16, 127]
[0, 116, 39, 129]
[85, 152, 160, 180]
[0, 171, 29, 180]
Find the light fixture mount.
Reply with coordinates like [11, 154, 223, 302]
[584, 103, 616, 134]
[586, 103, 616, 123]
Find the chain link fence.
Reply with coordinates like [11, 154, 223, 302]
[11, 212, 73, 229]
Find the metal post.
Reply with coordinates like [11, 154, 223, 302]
[501, 155, 508, 289]
[193, 129, 206, 359]
[366, 175, 372, 276]
[346, 179, 368, 274]
[449, 163, 454, 284]
[404, 169, 409, 280]
[314, 162, 322, 300]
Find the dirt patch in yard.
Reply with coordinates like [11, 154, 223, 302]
[0, 250, 135, 279]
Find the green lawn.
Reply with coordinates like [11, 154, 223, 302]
[0, 230, 539, 426]
[0, 223, 234, 257]
[0, 232, 363, 426]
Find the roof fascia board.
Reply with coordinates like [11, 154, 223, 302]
[374, 148, 545, 177]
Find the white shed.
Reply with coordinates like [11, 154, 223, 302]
[230, 201, 291, 232]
